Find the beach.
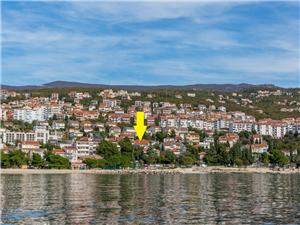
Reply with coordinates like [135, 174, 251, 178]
[1, 167, 300, 175]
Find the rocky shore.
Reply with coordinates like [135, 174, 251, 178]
[1, 167, 300, 175]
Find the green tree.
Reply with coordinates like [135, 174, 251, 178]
[204, 145, 222, 166]
[160, 150, 176, 164]
[83, 159, 107, 169]
[261, 152, 270, 166]
[44, 151, 71, 169]
[0, 152, 10, 168]
[270, 149, 289, 167]
[156, 131, 166, 142]
[119, 137, 134, 159]
[234, 158, 243, 167]
[169, 130, 176, 138]
[179, 155, 194, 167]
[97, 141, 120, 159]
[295, 148, 300, 168]
[241, 149, 254, 166]
[105, 155, 132, 169]
[32, 153, 45, 168]
[186, 144, 200, 161]
[142, 148, 159, 165]
[9, 150, 28, 168]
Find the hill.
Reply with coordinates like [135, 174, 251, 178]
[1, 81, 280, 92]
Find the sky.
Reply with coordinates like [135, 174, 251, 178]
[1, 1, 300, 87]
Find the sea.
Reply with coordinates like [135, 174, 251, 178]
[1, 173, 300, 224]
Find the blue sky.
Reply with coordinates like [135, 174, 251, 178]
[1, 1, 300, 87]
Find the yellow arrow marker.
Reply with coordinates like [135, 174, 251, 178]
[134, 112, 147, 141]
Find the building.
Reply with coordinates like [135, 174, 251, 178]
[250, 143, 268, 154]
[75, 137, 97, 157]
[1, 127, 49, 145]
[20, 141, 44, 156]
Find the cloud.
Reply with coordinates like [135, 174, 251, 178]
[1, 1, 299, 87]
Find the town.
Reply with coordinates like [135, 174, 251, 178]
[1, 87, 300, 170]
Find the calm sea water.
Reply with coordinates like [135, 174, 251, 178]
[1, 173, 300, 225]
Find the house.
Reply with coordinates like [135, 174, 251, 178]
[199, 141, 211, 149]
[69, 120, 80, 129]
[163, 138, 185, 155]
[187, 93, 196, 97]
[218, 106, 226, 112]
[75, 137, 97, 157]
[147, 116, 156, 126]
[63, 147, 78, 161]
[134, 139, 150, 152]
[82, 121, 93, 133]
[109, 126, 121, 137]
[52, 120, 65, 130]
[122, 127, 135, 134]
[186, 132, 200, 144]
[21, 141, 44, 156]
[218, 133, 239, 147]
[252, 134, 263, 144]
[146, 126, 161, 135]
[250, 143, 268, 154]
[53, 148, 65, 156]
[94, 122, 105, 132]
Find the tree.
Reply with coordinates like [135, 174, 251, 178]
[0, 152, 10, 168]
[52, 114, 58, 120]
[204, 145, 222, 166]
[239, 131, 251, 139]
[120, 155, 132, 168]
[218, 144, 230, 165]
[160, 150, 176, 164]
[228, 143, 239, 165]
[156, 132, 166, 142]
[142, 148, 159, 165]
[154, 117, 160, 126]
[239, 131, 251, 145]
[105, 154, 132, 169]
[97, 141, 119, 159]
[295, 148, 300, 168]
[169, 130, 176, 138]
[261, 152, 270, 166]
[32, 153, 45, 168]
[186, 144, 200, 161]
[269, 149, 289, 167]
[83, 159, 107, 169]
[179, 155, 194, 167]
[234, 158, 243, 167]
[44, 151, 71, 169]
[198, 130, 207, 142]
[119, 137, 134, 159]
[9, 150, 28, 168]
[134, 146, 144, 161]
[241, 149, 254, 166]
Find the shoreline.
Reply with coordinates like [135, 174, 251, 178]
[1, 167, 300, 175]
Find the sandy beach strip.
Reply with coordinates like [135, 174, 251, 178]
[1, 167, 300, 175]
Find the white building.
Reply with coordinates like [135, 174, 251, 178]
[75, 137, 97, 157]
[13, 107, 44, 123]
[1, 126, 49, 145]
[229, 121, 253, 133]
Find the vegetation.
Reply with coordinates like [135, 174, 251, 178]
[16, 86, 300, 120]
[83, 159, 107, 169]
[44, 151, 71, 169]
[0, 150, 70, 169]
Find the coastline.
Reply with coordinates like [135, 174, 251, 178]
[1, 167, 300, 175]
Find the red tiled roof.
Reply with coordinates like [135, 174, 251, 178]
[22, 141, 39, 145]
[53, 149, 65, 154]
[134, 140, 150, 145]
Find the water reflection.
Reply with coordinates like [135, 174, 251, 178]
[1, 173, 300, 224]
